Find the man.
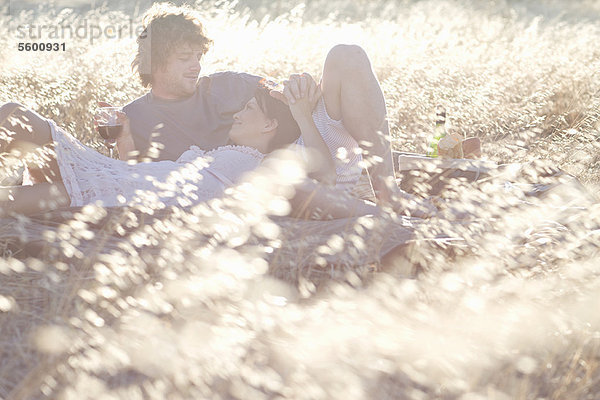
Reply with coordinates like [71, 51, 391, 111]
[112, 3, 257, 162]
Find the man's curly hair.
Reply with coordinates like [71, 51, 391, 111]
[131, 3, 212, 88]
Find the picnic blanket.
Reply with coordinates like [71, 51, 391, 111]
[0, 207, 435, 283]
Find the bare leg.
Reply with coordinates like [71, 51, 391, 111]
[0, 182, 70, 216]
[0, 102, 53, 151]
[0, 102, 61, 182]
[320, 44, 397, 204]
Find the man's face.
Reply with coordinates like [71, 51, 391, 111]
[152, 43, 204, 99]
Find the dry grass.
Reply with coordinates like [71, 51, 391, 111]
[1, 0, 600, 399]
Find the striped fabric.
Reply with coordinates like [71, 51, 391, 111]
[295, 97, 363, 190]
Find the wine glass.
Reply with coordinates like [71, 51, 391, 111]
[95, 106, 123, 158]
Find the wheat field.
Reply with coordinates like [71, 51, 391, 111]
[1, 0, 600, 399]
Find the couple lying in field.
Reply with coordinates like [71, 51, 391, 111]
[0, 3, 476, 220]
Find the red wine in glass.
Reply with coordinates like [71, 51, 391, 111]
[98, 125, 123, 145]
[96, 106, 123, 158]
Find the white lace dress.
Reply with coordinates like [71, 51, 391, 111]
[48, 121, 265, 208]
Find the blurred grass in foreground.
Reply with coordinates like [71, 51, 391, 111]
[1, 0, 600, 399]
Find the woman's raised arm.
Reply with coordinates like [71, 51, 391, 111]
[282, 78, 337, 185]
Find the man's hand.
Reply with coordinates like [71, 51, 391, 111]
[95, 101, 130, 140]
[94, 101, 122, 137]
[270, 73, 321, 110]
[115, 110, 131, 138]
[94, 101, 113, 132]
[95, 102, 136, 160]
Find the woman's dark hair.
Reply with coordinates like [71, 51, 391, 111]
[254, 82, 301, 152]
[132, 3, 212, 88]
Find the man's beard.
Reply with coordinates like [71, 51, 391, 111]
[163, 75, 197, 98]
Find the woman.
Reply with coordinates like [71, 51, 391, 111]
[0, 84, 379, 218]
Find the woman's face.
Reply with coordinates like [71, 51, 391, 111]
[228, 97, 275, 148]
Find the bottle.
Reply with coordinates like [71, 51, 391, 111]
[426, 105, 446, 157]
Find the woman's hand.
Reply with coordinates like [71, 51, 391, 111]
[269, 73, 322, 115]
[286, 90, 314, 123]
[280, 74, 321, 122]
[284, 73, 322, 105]
[271, 75, 335, 185]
